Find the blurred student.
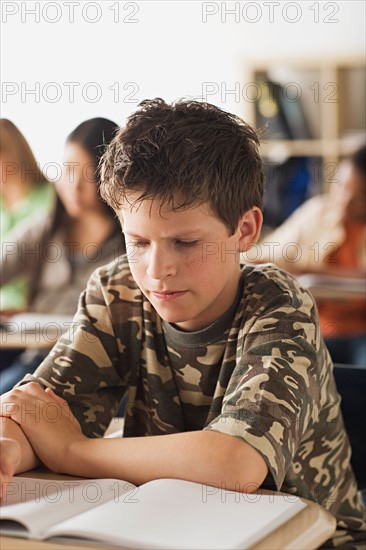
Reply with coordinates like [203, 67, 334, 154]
[252, 145, 366, 365]
[0, 118, 126, 391]
[0, 119, 55, 311]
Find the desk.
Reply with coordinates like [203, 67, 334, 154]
[297, 274, 366, 301]
[0, 469, 336, 550]
[0, 331, 59, 350]
[1, 314, 73, 350]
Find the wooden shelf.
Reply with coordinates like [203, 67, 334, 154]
[260, 140, 324, 158]
[243, 57, 366, 192]
[260, 137, 365, 160]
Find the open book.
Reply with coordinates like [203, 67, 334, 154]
[0, 476, 308, 549]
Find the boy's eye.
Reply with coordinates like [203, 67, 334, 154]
[127, 240, 199, 248]
[176, 240, 199, 247]
[128, 241, 149, 248]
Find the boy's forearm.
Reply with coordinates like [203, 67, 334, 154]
[0, 418, 40, 473]
[66, 430, 267, 490]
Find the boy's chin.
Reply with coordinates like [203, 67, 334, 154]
[156, 310, 187, 324]
[155, 307, 209, 332]
[153, 306, 192, 328]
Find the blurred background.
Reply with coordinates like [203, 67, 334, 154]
[2, 0, 365, 173]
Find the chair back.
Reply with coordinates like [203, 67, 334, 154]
[333, 363, 366, 489]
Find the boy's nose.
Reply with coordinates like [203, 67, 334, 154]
[146, 247, 177, 280]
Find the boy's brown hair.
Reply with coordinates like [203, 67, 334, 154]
[100, 98, 264, 234]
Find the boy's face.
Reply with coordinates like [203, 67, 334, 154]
[119, 195, 247, 331]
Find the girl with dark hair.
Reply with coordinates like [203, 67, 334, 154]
[0, 118, 126, 391]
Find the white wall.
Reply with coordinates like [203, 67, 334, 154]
[1, 0, 365, 171]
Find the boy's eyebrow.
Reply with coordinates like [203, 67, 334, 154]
[124, 231, 204, 239]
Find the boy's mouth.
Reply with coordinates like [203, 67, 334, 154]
[151, 290, 188, 301]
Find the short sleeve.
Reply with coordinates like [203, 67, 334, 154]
[205, 282, 320, 490]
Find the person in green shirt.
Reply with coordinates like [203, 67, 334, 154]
[0, 117, 125, 388]
[0, 119, 55, 311]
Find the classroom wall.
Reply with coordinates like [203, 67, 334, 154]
[1, 0, 365, 170]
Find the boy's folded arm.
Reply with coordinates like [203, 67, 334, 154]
[65, 429, 268, 490]
[0, 417, 40, 475]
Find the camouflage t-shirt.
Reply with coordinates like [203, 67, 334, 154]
[24, 256, 366, 545]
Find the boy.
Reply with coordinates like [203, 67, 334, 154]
[1, 99, 365, 547]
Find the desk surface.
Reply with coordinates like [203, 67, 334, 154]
[1, 314, 73, 350]
[1, 331, 58, 350]
[0, 469, 336, 550]
[297, 274, 366, 301]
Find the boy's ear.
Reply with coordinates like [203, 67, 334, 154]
[236, 207, 263, 252]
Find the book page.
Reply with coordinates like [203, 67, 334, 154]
[47, 479, 306, 550]
[0, 476, 135, 540]
[282, 504, 336, 550]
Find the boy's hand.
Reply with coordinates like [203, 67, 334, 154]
[0, 438, 21, 500]
[0, 383, 87, 474]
